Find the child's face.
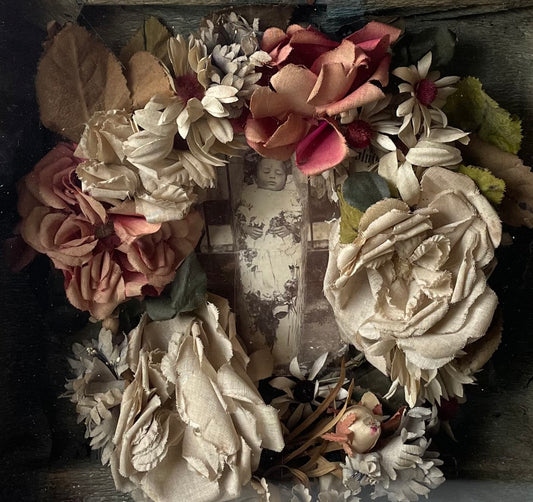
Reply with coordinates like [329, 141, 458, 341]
[256, 159, 287, 191]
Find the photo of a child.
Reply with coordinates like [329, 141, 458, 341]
[234, 157, 305, 366]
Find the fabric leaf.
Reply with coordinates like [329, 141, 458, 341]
[458, 165, 505, 205]
[393, 26, 456, 69]
[120, 17, 172, 67]
[444, 77, 522, 154]
[125, 51, 174, 109]
[36, 24, 132, 142]
[461, 135, 533, 227]
[145, 253, 207, 321]
[338, 190, 364, 244]
[342, 171, 390, 212]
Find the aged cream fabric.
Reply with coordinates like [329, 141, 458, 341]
[110, 294, 284, 502]
[325, 167, 501, 406]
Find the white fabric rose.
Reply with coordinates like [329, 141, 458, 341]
[75, 109, 135, 163]
[325, 167, 501, 406]
[110, 294, 284, 502]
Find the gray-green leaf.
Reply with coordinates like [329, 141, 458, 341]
[144, 253, 207, 321]
[342, 172, 390, 212]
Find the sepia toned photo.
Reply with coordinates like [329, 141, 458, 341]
[198, 151, 346, 368]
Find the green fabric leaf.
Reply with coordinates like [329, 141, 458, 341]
[393, 26, 456, 69]
[342, 171, 390, 212]
[120, 17, 172, 66]
[339, 190, 364, 244]
[444, 77, 522, 154]
[118, 298, 144, 334]
[458, 165, 505, 205]
[144, 253, 207, 321]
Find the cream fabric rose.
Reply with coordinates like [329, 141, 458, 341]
[75, 109, 135, 163]
[76, 160, 139, 203]
[110, 295, 284, 502]
[325, 167, 501, 406]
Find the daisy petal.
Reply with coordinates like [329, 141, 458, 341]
[435, 75, 460, 87]
[309, 352, 328, 380]
[397, 161, 421, 205]
[290, 357, 305, 380]
[417, 51, 433, 79]
[269, 376, 297, 392]
[396, 97, 415, 117]
[393, 66, 419, 85]
[374, 133, 397, 151]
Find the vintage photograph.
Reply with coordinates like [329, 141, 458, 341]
[198, 151, 346, 367]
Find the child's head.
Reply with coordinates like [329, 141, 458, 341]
[256, 158, 288, 191]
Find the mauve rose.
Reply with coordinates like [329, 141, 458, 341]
[64, 250, 126, 320]
[21, 142, 106, 223]
[62, 210, 204, 318]
[119, 212, 204, 293]
[245, 22, 401, 175]
[21, 207, 99, 268]
[18, 144, 205, 320]
[261, 24, 339, 69]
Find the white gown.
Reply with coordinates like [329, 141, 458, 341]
[235, 176, 304, 366]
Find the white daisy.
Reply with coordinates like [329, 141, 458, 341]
[378, 126, 469, 205]
[340, 95, 401, 153]
[393, 52, 459, 136]
[124, 34, 244, 190]
[269, 353, 349, 430]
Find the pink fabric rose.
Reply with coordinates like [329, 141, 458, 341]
[18, 144, 204, 319]
[246, 22, 401, 175]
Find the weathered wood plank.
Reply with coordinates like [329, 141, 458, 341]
[80, 0, 532, 8]
[2, 1, 533, 500]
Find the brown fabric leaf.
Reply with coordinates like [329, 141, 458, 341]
[36, 24, 132, 142]
[125, 51, 174, 109]
[461, 135, 533, 228]
[120, 17, 172, 67]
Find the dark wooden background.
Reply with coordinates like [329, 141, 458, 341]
[1, 1, 533, 500]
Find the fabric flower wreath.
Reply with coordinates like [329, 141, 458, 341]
[245, 21, 401, 175]
[325, 167, 501, 407]
[17, 143, 203, 319]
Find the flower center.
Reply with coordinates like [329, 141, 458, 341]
[346, 120, 373, 149]
[293, 380, 316, 403]
[174, 74, 205, 103]
[95, 221, 115, 240]
[415, 79, 438, 106]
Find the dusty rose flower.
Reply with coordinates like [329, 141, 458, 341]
[261, 24, 339, 68]
[325, 167, 501, 406]
[20, 142, 105, 222]
[21, 208, 100, 268]
[118, 213, 204, 294]
[63, 211, 203, 319]
[18, 144, 204, 319]
[246, 22, 401, 175]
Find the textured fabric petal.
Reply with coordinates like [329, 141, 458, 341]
[295, 121, 348, 175]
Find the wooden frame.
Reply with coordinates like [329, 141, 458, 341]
[3, 1, 533, 500]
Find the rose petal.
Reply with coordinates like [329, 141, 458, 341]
[270, 64, 317, 117]
[249, 86, 290, 120]
[307, 62, 356, 107]
[261, 27, 288, 53]
[345, 21, 402, 46]
[296, 120, 348, 175]
[316, 54, 391, 116]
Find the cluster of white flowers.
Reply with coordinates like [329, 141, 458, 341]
[75, 15, 270, 224]
[64, 328, 128, 465]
